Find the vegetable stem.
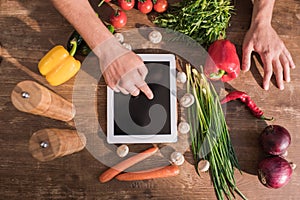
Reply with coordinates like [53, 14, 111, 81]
[186, 64, 246, 200]
[98, 0, 105, 7]
[69, 40, 77, 57]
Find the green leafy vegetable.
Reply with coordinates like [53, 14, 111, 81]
[153, 0, 233, 47]
[186, 64, 247, 200]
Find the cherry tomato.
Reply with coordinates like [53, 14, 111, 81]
[118, 0, 135, 11]
[110, 9, 127, 29]
[138, 0, 153, 14]
[153, 0, 168, 13]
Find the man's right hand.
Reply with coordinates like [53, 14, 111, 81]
[96, 37, 153, 99]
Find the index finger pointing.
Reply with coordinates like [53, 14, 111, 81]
[139, 82, 154, 100]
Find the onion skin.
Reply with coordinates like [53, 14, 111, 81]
[258, 156, 293, 189]
[259, 125, 291, 155]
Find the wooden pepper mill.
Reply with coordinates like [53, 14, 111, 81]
[29, 128, 86, 162]
[11, 80, 75, 122]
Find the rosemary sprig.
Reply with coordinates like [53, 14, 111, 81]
[186, 64, 247, 200]
[153, 0, 233, 47]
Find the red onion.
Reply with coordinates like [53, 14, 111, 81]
[259, 125, 291, 155]
[258, 156, 293, 189]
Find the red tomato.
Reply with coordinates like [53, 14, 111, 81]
[118, 0, 135, 11]
[138, 0, 153, 14]
[153, 0, 168, 13]
[110, 9, 127, 29]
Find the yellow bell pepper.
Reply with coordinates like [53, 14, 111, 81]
[38, 41, 81, 86]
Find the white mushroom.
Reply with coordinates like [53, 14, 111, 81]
[148, 30, 162, 44]
[197, 160, 210, 172]
[116, 144, 129, 158]
[180, 93, 195, 108]
[178, 122, 190, 134]
[114, 33, 124, 43]
[122, 43, 132, 50]
[170, 152, 185, 166]
[176, 71, 187, 84]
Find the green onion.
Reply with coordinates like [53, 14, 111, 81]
[153, 0, 233, 47]
[186, 64, 247, 200]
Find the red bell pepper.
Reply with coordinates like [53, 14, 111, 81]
[204, 39, 240, 82]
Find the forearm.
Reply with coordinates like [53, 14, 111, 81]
[251, 0, 275, 27]
[50, 0, 112, 49]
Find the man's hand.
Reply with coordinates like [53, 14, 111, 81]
[96, 37, 153, 99]
[243, 0, 296, 90]
[103, 50, 153, 99]
[242, 24, 295, 90]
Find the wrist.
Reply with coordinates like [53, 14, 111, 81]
[250, 17, 272, 30]
[94, 37, 129, 71]
[251, 0, 275, 28]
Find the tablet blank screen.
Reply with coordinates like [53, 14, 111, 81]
[114, 61, 171, 136]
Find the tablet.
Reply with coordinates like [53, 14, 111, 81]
[107, 54, 177, 144]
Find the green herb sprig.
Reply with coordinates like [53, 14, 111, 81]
[153, 0, 233, 47]
[186, 64, 247, 200]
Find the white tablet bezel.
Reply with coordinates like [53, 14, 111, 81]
[107, 54, 177, 144]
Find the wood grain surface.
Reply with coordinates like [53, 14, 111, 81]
[1, 0, 300, 199]
[11, 80, 75, 122]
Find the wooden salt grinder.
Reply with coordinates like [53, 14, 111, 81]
[29, 128, 86, 162]
[11, 80, 75, 122]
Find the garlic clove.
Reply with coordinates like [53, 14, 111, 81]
[117, 144, 129, 158]
[114, 33, 124, 43]
[122, 43, 132, 50]
[281, 150, 288, 157]
[178, 122, 190, 134]
[290, 162, 297, 170]
[197, 160, 210, 172]
[148, 30, 162, 44]
[170, 152, 185, 166]
[180, 93, 195, 108]
[176, 72, 187, 84]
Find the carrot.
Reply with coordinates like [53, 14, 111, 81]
[99, 146, 158, 183]
[115, 165, 180, 181]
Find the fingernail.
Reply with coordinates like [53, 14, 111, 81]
[279, 85, 284, 90]
[148, 93, 154, 100]
[132, 90, 140, 96]
[264, 85, 269, 90]
[241, 64, 249, 71]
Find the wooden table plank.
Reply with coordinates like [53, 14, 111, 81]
[1, 0, 300, 199]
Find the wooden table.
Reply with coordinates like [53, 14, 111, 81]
[1, 0, 300, 199]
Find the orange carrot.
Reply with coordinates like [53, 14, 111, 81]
[99, 146, 158, 183]
[115, 165, 180, 181]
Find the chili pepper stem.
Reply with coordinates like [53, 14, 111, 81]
[69, 40, 77, 57]
[209, 70, 226, 80]
[261, 115, 274, 121]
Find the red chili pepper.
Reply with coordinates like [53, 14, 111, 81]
[221, 91, 273, 121]
[204, 39, 240, 82]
